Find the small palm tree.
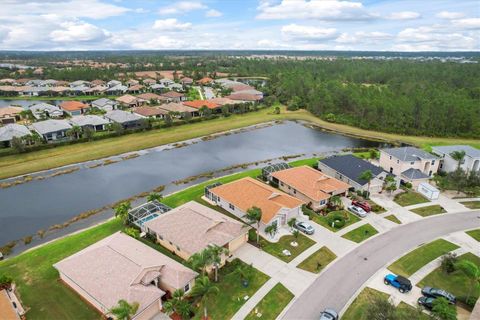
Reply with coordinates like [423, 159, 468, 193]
[450, 150, 466, 170]
[147, 192, 163, 202]
[66, 125, 82, 139]
[208, 245, 229, 282]
[234, 263, 254, 285]
[328, 195, 342, 210]
[456, 260, 480, 303]
[287, 217, 297, 231]
[114, 201, 131, 225]
[110, 299, 139, 320]
[358, 170, 374, 197]
[244, 206, 262, 244]
[189, 276, 219, 320]
[163, 289, 192, 320]
[264, 223, 277, 238]
[188, 249, 211, 276]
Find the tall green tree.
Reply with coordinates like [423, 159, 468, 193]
[431, 297, 457, 320]
[359, 170, 374, 197]
[146, 192, 162, 202]
[114, 201, 131, 225]
[189, 276, 219, 320]
[208, 245, 229, 282]
[244, 206, 262, 244]
[188, 249, 211, 276]
[66, 125, 82, 139]
[162, 289, 192, 320]
[109, 300, 139, 320]
[450, 150, 466, 170]
[455, 260, 480, 304]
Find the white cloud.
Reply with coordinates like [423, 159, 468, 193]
[152, 19, 192, 31]
[396, 26, 477, 50]
[50, 20, 110, 43]
[436, 11, 465, 19]
[132, 36, 185, 49]
[336, 31, 393, 44]
[159, 1, 206, 15]
[257, 0, 374, 21]
[451, 18, 480, 30]
[281, 24, 338, 41]
[386, 11, 420, 20]
[205, 9, 223, 17]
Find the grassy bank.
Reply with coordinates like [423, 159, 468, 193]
[1, 106, 479, 180]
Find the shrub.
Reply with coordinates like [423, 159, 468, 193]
[440, 252, 458, 274]
[124, 227, 140, 239]
[405, 182, 413, 189]
[327, 213, 346, 229]
[23, 236, 33, 245]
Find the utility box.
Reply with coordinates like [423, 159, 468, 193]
[417, 182, 440, 200]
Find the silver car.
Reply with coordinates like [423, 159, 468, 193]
[348, 205, 367, 218]
[294, 221, 315, 235]
[319, 308, 338, 320]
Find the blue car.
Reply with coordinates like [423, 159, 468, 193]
[384, 274, 412, 293]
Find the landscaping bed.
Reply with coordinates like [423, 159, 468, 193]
[296, 246, 337, 273]
[388, 239, 459, 277]
[341, 224, 379, 243]
[410, 204, 446, 217]
[418, 252, 480, 309]
[245, 283, 294, 320]
[393, 190, 430, 207]
[311, 210, 361, 232]
[384, 214, 402, 224]
[194, 259, 270, 320]
[461, 201, 480, 209]
[259, 233, 315, 263]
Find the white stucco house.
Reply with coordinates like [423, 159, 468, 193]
[431, 145, 480, 173]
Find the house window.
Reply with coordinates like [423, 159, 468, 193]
[229, 203, 235, 210]
[389, 167, 393, 173]
[293, 189, 296, 194]
[320, 200, 326, 205]
[184, 283, 190, 292]
[432, 160, 436, 165]
[288, 186, 291, 190]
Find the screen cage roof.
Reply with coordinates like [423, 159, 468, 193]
[128, 200, 171, 227]
[262, 162, 291, 176]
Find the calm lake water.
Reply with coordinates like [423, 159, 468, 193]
[0, 121, 386, 246]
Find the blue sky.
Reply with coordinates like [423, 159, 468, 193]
[0, 0, 478, 51]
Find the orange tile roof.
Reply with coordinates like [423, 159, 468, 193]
[161, 91, 184, 98]
[59, 101, 89, 111]
[271, 166, 351, 202]
[197, 77, 213, 84]
[183, 100, 220, 109]
[210, 177, 304, 224]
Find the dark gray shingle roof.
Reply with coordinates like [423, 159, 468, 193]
[382, 147, 437, 162]
[319, 154, 384, 185]
[401, 168, 429, 180]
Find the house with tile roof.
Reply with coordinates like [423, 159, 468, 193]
[432, 145, 480, 173]
[144, 201, 249, 262]
[59, 101, 90, 116]
[0, 106, 24, 125]
[133, 107, 168, 119]
[54, 232, 197, 320]
[379, 147, 439, 187]
[29, 102, 63, 119]
[160, 91, 186, 103]
[318, 154, 394, 193]
[208, 177, 305, 230]
[271, 165, 351, 211]
[105, 110, 144, 129]
[116, 94, 145, 108]
[183, 100, 220, 110]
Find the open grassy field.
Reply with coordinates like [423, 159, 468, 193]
[260, 233, 315, 263]
[296, 246, 337, 273]
[1, 105, 479, 180]
[245, 283, 294, 320]
[341, 224, 379, 243]
[410, 204, 446, 217]
[394, 190, 430, 207]
[418, 253, 480, 308]
[388, 239, 459, 277]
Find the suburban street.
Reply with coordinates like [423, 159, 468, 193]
[282, 210, 480, 319]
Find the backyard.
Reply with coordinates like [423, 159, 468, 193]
[342, 224, 379, 243]
[245, 283, 294, 320]
[388, 239, 459, 277]
[394, 190, 430, 207]
[410, 204, 446, 217]
[296, 246, 337, 273]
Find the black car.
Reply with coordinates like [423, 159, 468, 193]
[421, 286, 456, 304]
[417, 296, 435, 310]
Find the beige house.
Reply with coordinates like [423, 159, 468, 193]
[208, 177, 304, 230]
[379, 147, 439, 187]
[144, 201, 248, 263]
[270, 165, 350, 211]
[54, 232, 197, 320]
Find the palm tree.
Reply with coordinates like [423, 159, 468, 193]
[383, 175, 397, 194]
[188, 249, 211, 276]
[189, 276, 219, 320]
[264, 223, 277, 239]
[163, 289, 192, 320]
[110, 299, 139, 320]
[450, 150, 466, 171]
[244, 206, 262, 244]
[234, 263, 254, 286]
[358, 170, 374, 197]
[287, 217, 296, 231]
[208, 245, 229, 282]
[328, 195, 342, 210]
[456, 260, 480, 303]
[147, 192, 163, 202]
[114, 201, 131, 225]
[66, 125, 82, 139]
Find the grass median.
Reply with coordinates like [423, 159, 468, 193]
[410, 204, 446, 217]
[341, 224, 379, 243]
[296, 246, 337, 273]
[245, 283, 294, 320]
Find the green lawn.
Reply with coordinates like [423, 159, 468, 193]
[466, 229, 480, 242]
[0, 219, 123, 319]
[288, 157, 319, 167]
[260, 233, 315, 263]
[194, 259, 270, 320]
[245, 283, 294, 320]
[394, 190, 430, 207]
[461, 201, 480, 209]
[311, 210, 361, 232]
[342, 287, 389, 320]
[296, 246, 337, 273]
[388, 239, 460, 277]
[341, 224, 379, 243]
[418, 253, 480, 308]
[410, 205, 446, 217]
[384, 214, 402, 224]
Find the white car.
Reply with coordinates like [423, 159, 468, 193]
[348, 205, 367, 218]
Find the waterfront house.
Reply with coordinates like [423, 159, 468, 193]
[157, 103, 197, 118]
[29, 102, 63, 120]
[116, 94, 145, 108]
[0, 106, 24, 125]
[54, 232, 197, 320]
[183, 100, 221, 111]
[91, 98, 118, 112]
[208, 177, 304, 230]
[104, 110, 143, 129]
[105, 84, 128, 95]
[432, 145, 480, 173]
[31, 119, 72, 142]
[133, 107, 168, 119]
[59, 101, 90, 116]
[160, 91, 186, 103]
[0, 124, 31, 147]
[69, 115, 109, 131]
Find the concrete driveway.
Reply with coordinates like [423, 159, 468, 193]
[281, 210, 480, 320]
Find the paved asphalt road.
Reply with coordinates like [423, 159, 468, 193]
[282, 210, 480, 320]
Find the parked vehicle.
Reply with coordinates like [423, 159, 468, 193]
[348, 205, 367, 218]
[351, 200, 371, 212]
[421, 287, 456, 304]
[294, 221, 315, 235]
[319, 308, 338, 320]
[384, 274, 412, 293]
[417, 296, 435, 310]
